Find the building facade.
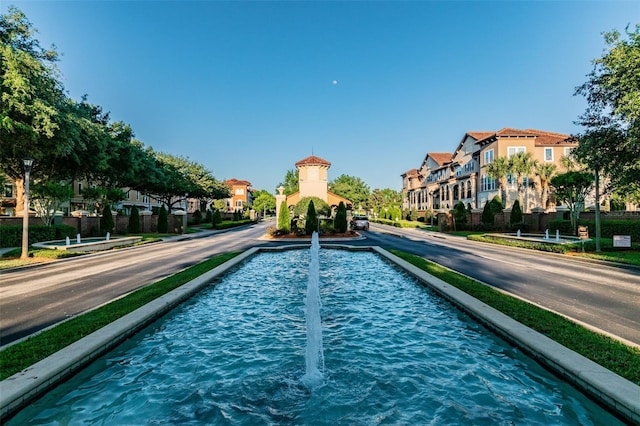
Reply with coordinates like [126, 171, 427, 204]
[402, 128, 579, 215]
[223, 179, 253, 213]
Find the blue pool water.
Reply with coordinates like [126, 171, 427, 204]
[9, 250, 621, 425]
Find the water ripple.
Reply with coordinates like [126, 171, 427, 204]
[10, 250, 622, 425]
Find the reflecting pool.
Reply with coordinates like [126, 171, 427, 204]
[9, 249, 621, 425]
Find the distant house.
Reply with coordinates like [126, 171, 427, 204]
[402, 128, 579, 214]
[224, 179, 253, 213]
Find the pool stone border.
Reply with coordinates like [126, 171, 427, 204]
[1, 245, 638, 424]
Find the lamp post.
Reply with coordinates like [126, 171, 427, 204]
[21, 157, 34, 259]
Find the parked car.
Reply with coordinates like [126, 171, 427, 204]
[351, 216, 370, 230]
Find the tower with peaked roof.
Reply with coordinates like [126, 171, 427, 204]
[275, 155, 352, 221]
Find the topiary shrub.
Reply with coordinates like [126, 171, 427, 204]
[101, 204, 114, 234]
[211, 208, 222, 228]
[453, 201, 468, 230]
[157, 206, 168, 233]
[481, 196, 503, 228]
[277, 201, 290, 233]
[192, 209, 202, 225]
[510, 199, 523, 229]
[305, 200, 318, 235]
[128, 205, 141, 234]
[334, 201, 348, 233]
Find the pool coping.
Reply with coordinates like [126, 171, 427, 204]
[1, 245, 638, 424]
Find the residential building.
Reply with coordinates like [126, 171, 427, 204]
[224, 179, 253, 213]
[402, 128, 579, 215]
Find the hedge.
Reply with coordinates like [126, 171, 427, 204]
[0, 224, 77, 248]
[548, 219, 640, 241]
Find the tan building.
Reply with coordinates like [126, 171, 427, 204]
[276, 155, 351, 219]
[223, 179, 253, 213]
[402, 128, 579, 214]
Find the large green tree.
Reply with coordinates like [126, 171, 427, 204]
[551, 171, 594, 233]
[574, 25, 640, 191]
[329, 174, 371, 211]
[252, 189, 276, 216]
[30, 180, 72, 226]
[278, 169, 299, 196]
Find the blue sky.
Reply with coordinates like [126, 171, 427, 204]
[5, 1, 638, 193]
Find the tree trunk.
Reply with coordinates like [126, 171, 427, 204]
[14, 178, 25, 216]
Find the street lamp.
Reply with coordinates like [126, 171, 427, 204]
[21, 157, 34, 259]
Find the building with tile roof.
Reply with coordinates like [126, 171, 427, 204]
[275, 155, 352, 220]
[402, 128, 579, 215]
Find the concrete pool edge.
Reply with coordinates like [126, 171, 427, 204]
[1, 245, 638, 423]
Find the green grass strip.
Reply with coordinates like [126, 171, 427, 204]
[389, 249, 640, 385]
[0, 251, 241, 381]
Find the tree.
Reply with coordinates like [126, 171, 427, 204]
[293, 196, 331, 217]
[334, 201, 348, 233]
[128, 205, 141, 233]
[305, 200, 318, 235]
[536, 162, 557, 211]
[278, 169, 299, 196]
[481, 195, 502, 227]
[277, 200, 290, 233]
[30, 181, 72, 226]
[157, 205, 168, 233]
[486, 157, 510, 207]
[329, 174, 370, 211]
[452, 201, 467, 230]
[252, 189, 276, 216]
[508, 151, 537, 211]
[551, 171, 594, 233]
[101, 203, 114, 234]
[510, 199, 523, 227]
[574, 25, 640, 190]
[211, 208, 222, 227]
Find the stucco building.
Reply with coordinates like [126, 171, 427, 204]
[402, 128, 579, 215]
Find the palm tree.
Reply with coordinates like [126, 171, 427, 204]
[486, 157, 510, 207]
[536, 162, 557, 211]
[509, 152, 537, 211]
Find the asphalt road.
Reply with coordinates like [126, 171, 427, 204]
[1, 221, 638, 347]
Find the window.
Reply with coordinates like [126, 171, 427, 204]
[544, 148, 553, 162]
[236, 200, 243, 207]
[78, 182, 82, 193]
[564, 147, 573, 157]
[507, 146, 526, 158]
[484, 149, 494, 165]
[481, 175, 496, 192]
[4, 184, 13, 198]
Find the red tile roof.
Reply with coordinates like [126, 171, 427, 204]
[402, 168, 419, 177]
[295, 155, 331, 167]
[225, 178, 252, 187]
[473, 128, 571, 145]
[429, 152, 453, 166]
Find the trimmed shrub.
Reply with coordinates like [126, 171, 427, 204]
[453, 201, 468, 230]
[334, 201, 348, 233]
[128, 206, 141, 234]
[211, 208, 222, 228]
[192, 209, 202, 225]
[277, 201, 290, 233]
[157, 206, 168, 233]
[305, 200, 318, 235]
[101, 204, 114, 234]
[549, 219, 640, 241]
[481, 196, 503, 226]
[510, 199, 523, 228]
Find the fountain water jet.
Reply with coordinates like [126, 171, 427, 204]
[301, 231, 324, 389]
